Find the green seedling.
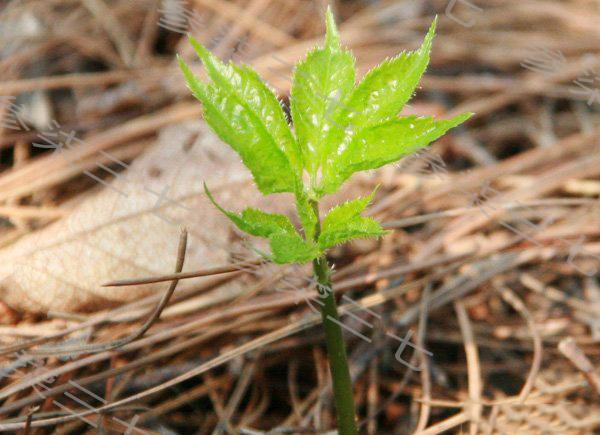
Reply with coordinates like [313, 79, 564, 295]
[179, 9, 471, 433]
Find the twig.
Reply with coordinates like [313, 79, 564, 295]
[494, 283, 543, 403]
[81, 0, 136, 66]
[454, 300, 483, 435]
[558, 337, 600, 396]
[103, 258, 261, 287]
[415, 283, 433, 432]
[416, 412, 469, 435]
[28, 228, 188, 357]
[20, 406, 40, 435]
[215, 353, 261, 434]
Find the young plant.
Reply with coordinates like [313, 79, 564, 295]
[179, 9, 471, 433]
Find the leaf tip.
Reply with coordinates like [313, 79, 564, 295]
[203, 182, 221, 210]
[325, 6, 341, 50]
[189, 35, 223, 74]
[456, 111, 475, 124]
[370, 183, 381, 199]
[189, 35, 208, 58]
[176, 53, 188, 70]
[422, 17, 437, 53]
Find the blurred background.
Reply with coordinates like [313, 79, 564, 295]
[0, 0, 599, 433]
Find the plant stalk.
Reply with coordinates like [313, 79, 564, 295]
[311, 200, 358, 434]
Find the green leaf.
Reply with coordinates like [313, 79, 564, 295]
[178, 54, 210, 101]
[318, 189, 386, 250]
[343, 18, 437, 129]
[205, 184, 320, 264]
[321, 189, 376, 231]
[179, 43, 299, 194]
[319, 218, 386, 250]
[204, 183, 295, 238]
[290, 7, 355, 179]
[270, 233, 321, 264]
[188, 39, 300, 173]
[321, 112, 473, 194]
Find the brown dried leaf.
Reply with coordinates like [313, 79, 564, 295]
[0, 121, 274, 313]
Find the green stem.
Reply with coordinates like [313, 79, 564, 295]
[310, 200, 358, 434]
